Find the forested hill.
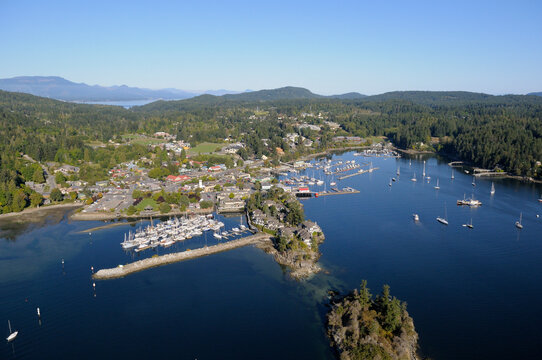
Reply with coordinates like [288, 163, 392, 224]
[136, 86, 366, 111]
[2, 88, 542, 180]
[361, 91, 542, 106]
[528, 92, 542, 97]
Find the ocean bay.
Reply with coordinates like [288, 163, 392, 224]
[2, 151, 542, 359]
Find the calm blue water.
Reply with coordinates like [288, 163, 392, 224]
[73, 99, 162, 108]
[2, 152, 542, 359]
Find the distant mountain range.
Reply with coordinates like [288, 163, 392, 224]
[0, 76, 248, 102]
[2, 75, 538, 107]
[0, 76, 200, 101]
[0, 76, 365, 103]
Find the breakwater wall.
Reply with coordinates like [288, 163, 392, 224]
[93, 233, 272, 280]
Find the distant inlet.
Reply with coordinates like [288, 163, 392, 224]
[93, 233, 272, 280]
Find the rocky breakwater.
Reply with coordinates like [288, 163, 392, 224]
[327, 281, 419, 360]
[93, 233, 271, 280]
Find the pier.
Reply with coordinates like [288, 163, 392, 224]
[93, 233, 272, 280]
[448, 161, 464, 167]
[316, 189, 360, 197]
[338, 167, 379, 180]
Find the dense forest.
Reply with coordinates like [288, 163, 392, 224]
[327, 281, 418, 360]
[1, 88, 541, 213]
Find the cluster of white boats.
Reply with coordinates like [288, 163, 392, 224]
[324, 160, 359, 174]
[120, 215, 249, 252]
[282, 175, 324, 187]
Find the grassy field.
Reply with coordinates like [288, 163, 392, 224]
[135, 198, 158, 211]
[123, 134, 165, 146]
[188, 142, 223, 155]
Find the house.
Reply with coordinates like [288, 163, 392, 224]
[296, 228, 313, 246]
[55, 165, 80, 175]
[324, 121, 340, 130]
[302, 220, 321, 234]
[265, 218, 282, 231]
[303, 139, 313, 147]
[279, 227, 296, 239]
[298, 123, 321, 131]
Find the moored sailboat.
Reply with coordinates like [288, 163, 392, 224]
[6, 320, 18, 342]
[515, 212, 523, 229]
[437, 203, 449, 225]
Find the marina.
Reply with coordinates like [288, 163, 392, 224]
[120, 215, 233, 252]
[95, 232, 271, 280]
[2, 151, 542, 360]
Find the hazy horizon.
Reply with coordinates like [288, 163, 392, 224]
[1, 0, 541, 95]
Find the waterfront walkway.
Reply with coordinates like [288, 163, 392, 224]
[93, 232, 272, 280]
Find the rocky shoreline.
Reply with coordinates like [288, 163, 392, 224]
[257, 236, 323, 279]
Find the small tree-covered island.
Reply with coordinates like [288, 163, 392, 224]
[327, 281, 419, 360]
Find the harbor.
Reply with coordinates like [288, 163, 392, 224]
[3, 151, 542, 360]
[94, 232, 272, 280]
[120, 214, 236, 252]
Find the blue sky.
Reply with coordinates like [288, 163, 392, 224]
[1, 0, 541, 94]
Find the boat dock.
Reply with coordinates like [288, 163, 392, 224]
[93, 232, 272, 280]
[338, 167, 379, 180]
[316, 188, 360, 197]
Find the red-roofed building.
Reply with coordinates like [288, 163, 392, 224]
[166, 175, 190, 182]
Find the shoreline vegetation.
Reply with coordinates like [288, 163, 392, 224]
[327, 281, 419, 360]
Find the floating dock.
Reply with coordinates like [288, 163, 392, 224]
[316, 189, 360, 197]
[338, 167, 379, 180]
[93, 233, 271, 280]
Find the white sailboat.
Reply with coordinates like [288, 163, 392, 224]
[451, 169, 455, 179]
[396, 167, 400, 176]
[422, 161, 426, 178]
[490, 182, 495, 195]
[437, 203, 449, 225]
[472, 176, 476, 187]
[6, 320, 18, 342]
[515, 212, 523, 229]
[413, 213, 420, 221]
[434, 178, 440, 190]
[389, 178, 392, 187]
[411, 173, 417, 182]
[463, 218, 473, 229]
